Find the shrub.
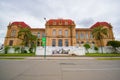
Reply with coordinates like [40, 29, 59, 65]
[13, 46, 20, 53]
[94, 46, 99, 53]
[107, 41, 120, 53]
[84, 43, 90, 53]
[4, 46, 10, 54]
[29, 47, 33, 53]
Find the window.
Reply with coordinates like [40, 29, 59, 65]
[76, 33, 78, 39]
[11, 30, 16, 37]
[59, 20, 62, 25]
[65, 30, 68, 37]
[59, 30, 62, 35]
[65, 39, 69, 46]
[86, 41, 89, 44]
[90, 33, 93, 39]
[65, 21, 68, 25]
[52, 29, 56, 36]
[37, 41, 40, 46]
[52, 39, 56, 47]
[42, 33, 45, 37]
[53, 21, 56, 25]
[37, 32, 40, 38]
[58, 39, 62, 46]
[92, 41, 95, 44]
[81, 41, 84, 44]
[80, 33, 84, 39]
[9, 40, 13, 46]
[86, 32, 89, 39]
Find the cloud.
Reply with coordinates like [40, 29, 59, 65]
[76, 18, 94, 28]
[0, 0, 120, 44]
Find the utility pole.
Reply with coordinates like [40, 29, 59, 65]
[70, 26, 73, 46]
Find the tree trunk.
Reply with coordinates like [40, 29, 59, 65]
[87, 49, 89, 53]
[99, 39, 103, 53]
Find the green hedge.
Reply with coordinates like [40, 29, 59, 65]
[0, 53, 35, 57]
[86, 53, 120, 57]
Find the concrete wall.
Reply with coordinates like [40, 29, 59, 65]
[86, 46, 120, 53]
[0, 46, 120, 54]
[36, 46, 85, 55]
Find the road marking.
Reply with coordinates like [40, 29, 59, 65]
[62, 68, 120, 71]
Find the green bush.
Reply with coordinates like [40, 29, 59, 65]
[4, 46, 10, 54]
[86, 53, 120, 57]
[13, 46, 20, 53]
[0, 53, 35, 56]
[107, 40, 120, 53]
[84, 43, 90, 53]
[94, 46, 99, 53]
[29, 47, 33, 53]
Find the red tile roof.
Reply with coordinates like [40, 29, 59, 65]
[90, 22, 112, 29]
[46, 19, 75, 26]
[11, 22, 31, 28]
[31, 28, 45, 30]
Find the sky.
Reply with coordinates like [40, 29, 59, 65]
[0, 0, 120, 44]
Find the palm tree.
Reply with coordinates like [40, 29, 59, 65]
[29, 34, 37, 53]
[18, 28, 37, 53]
[18, 28, 32, 47]
[92, 26, 108, 53]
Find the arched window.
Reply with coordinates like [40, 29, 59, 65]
[65, 39, 69, 46]
[58, 39, 62, 46]
[52, 39, 56, 47]
[53, 21, 56, 25]
[86, 32, 89, 39]
[52, 29, 56, 36]
[11, 30, 16, 37]
[65, 21, 68, 25]
[65, 30, 68, 37]
[42, 33, 45, 37]
[76, 33, 78, 39]
[80, 33, 84, 39]
[59, 30, 62, 35]
[81, 41, 84, 44]
[37, 32, 40, 38]
[9, 40, 13, 46]
[90, 32, 93, 39]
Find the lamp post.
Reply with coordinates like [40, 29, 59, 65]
[42, 37, 46, 59]
[70, 26, 72, 46]
[43, 18, 47, 59]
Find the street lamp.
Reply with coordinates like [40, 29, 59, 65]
[43, 18, 47, 59]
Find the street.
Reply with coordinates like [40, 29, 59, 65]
[0, 59, 120, 80]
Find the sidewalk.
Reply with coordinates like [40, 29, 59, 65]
[25, 57, 96, 60]
[1, 56, 120, 60]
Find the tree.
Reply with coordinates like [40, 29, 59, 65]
[92, 26, 108, 53]
[29, 34, 37, 53]
[18, 28, 37, 53]
[94, 46, 99, 53]
[4, 46, 10, 54]
[18, 28, 32, 47]
[13, 46, 20, 53]
[84, 43, 90, 53]
[107, 41, 120, 53]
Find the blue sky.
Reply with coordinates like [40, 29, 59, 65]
[0, 0, 120, 44]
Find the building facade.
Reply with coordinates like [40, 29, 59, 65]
[4, 19, 115, 47]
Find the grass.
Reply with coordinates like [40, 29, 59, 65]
[0, 57, 24, 60]
[0, 53, 35, 57]
[86, 53, 120, 57]
[97, 58, 120, 60]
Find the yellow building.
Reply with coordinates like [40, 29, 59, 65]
[4, 19, 115, 47]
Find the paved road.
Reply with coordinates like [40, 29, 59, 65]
[0, 59, 120, 80]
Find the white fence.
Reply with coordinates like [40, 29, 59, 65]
[87, 46, 120, 53]
[36, 46, 85, 55]
[0, 46, 120, 55]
